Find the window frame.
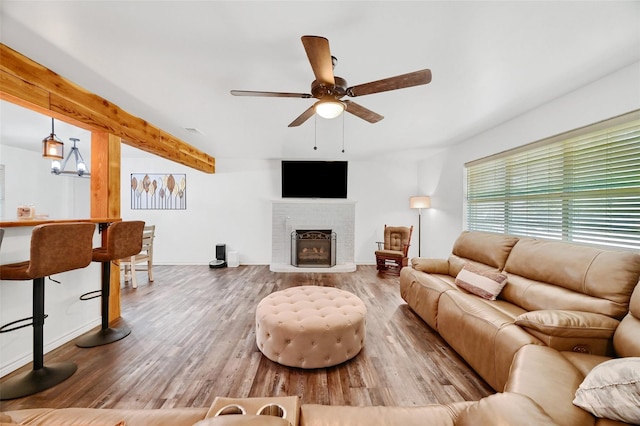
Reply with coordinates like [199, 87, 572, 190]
[464, 109, 640, 251]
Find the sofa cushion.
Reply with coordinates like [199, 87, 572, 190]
[505, 345, 595, 426]
[501, 274, 630, 321]
[454, 264, 507, 300]
[1, 407, 208, 426]
[299, 402, 471, 426]
[451, 231, 519, 270]
[515, 310, 619, 339]
[456, 392, 558, 425]
[411, 257, 449, 274]
[374, 249, 404, 258]
[446, 255, 476, 277]
[560, 351, 611, 377]
[437, 291, 542, 391]
[573, 357, 640, 424]
[503, 238, 640, 319]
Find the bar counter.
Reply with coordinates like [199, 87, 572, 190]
[0, 218, 121, 228]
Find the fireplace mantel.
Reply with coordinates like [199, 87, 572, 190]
[271, 200, 356, 272]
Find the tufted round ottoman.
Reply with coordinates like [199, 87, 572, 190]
[255, 286, 367, 369]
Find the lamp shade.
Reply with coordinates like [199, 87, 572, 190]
[42, 135, 64, 160]
[410, 196, 431, 209]
[315, 100, 345, 119]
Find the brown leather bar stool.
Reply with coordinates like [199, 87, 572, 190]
[0, 222, 95, 400]
[76, 220, 145, 348]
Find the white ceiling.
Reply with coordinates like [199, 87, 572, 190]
[1, 1, 639, 163]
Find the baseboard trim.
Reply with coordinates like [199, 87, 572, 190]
[0, 318, 101, 378]
[269, 263, 357, 273]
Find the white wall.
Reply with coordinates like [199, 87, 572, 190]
[417, 61, 640, 258]
[1, 145, 90, 220]
[120, 154, 420, 265]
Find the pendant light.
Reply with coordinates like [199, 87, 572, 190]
[42, 118, 64, 160]
[51, 138, 90, 177]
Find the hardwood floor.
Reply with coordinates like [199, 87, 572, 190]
[0, 265, 492, 411]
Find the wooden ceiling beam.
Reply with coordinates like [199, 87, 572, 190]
[0, 43, 215, 173]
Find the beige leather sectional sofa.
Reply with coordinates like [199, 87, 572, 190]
[2, 231, 639, 425]
[400, 231, 640, 425]
[0, 393, 561, 426]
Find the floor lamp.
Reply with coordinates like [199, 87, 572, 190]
[410, 196, 431, 257]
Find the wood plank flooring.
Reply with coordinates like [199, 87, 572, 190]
[0, 265, 492, 411]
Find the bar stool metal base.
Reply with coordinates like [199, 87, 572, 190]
[75, 326, 131, 348]
[0, 361, 77, 400]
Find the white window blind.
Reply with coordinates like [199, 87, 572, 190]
[466, 110, 640, 250]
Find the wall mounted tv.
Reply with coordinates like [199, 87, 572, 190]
[281, 160, 348, 199]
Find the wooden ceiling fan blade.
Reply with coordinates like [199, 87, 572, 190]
[231, 90, 312, 98]
[301, 35, 335, 85]
[288, 105, 316, 127]
[343, 100, 384, 123]
[347, 69, 432, 97]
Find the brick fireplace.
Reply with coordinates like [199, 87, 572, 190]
[271, 200, 355, 272]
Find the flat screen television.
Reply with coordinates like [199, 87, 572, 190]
[281, 160, 348, 199]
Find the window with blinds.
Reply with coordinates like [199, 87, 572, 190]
[465, 110, 640, 250]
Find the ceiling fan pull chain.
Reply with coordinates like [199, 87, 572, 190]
[313, 114, 318, 150]
[342, 114, 345, 153]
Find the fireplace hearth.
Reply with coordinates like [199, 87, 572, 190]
[291, 230, 337, 268]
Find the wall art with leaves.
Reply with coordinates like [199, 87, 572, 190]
[131, 173, 186, 210]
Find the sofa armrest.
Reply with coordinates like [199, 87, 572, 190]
[411, 258, 450, 274]
[455, 393, 559, 426]
[516, 310, 619, 355]
[515, 310, 619, 339]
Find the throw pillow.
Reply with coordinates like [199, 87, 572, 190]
[454, 264, 507, 300]
[411, 257, 449, 274]
[573, 357, 640, 424]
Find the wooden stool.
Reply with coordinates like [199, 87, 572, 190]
[0, 222, 95, 400]
[76, 221, 144, 348]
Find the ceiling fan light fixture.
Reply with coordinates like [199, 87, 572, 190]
[315, 99, 345, 119]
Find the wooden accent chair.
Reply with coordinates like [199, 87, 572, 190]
[375, 225, 413, 276]
[121, 224, 155, 288]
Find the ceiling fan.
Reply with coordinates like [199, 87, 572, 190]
[230, 35, 432, 127]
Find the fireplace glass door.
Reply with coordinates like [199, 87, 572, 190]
[291, 230, 337, 267]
